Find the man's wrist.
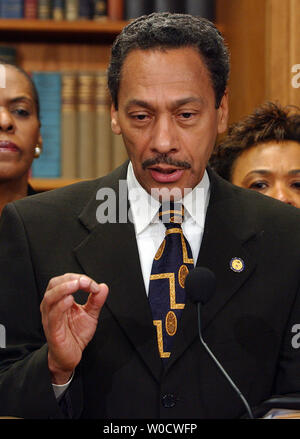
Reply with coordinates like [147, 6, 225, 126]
[48, 352, 74, 384]
[51, 370, 74, 385]
[52, 371, 74, 399]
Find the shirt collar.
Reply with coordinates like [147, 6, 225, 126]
[127, 162, 210, 234]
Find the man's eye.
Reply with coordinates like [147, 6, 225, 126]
[136, 114, 147, 120]
[180, 112, 193, 118]
[131, 114, 148, 121]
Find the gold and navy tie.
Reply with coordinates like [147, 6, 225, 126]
[148, 202, 194, 361]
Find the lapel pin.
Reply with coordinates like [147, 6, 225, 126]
[230, 257, 245, 273]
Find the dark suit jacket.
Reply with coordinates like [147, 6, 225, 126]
[0, 163, 300, 419]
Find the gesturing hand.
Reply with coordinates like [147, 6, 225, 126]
[40, 273, 109, 384]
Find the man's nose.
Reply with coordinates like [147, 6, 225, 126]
[151, 114, 178, 154]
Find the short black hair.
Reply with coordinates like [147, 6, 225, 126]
[209, 101, 300, 181]
[0, 59, 40, 120]
[108, 12, 230, 110]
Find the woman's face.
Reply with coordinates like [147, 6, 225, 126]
[0, 65, 41, 182]
[231, 141, 300, 208]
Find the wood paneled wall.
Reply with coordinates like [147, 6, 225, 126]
[216, 0, 300, 124]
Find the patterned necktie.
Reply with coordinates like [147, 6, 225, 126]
[148, 202, 194, 361]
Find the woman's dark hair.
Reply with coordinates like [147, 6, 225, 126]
[0, 59, 40, 120]
[107, 12, 230, 110]
[209, 101, 300, 181]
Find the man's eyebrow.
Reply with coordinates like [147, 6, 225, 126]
[288, 169, 300, 175]
[172, 97, 205, 107]
[125, 97, 204, 111]
[125, 99, 154, 111]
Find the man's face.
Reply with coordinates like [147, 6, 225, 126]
[111, 47, 228, 198]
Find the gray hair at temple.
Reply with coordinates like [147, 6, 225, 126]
[107, 12, 230, 110]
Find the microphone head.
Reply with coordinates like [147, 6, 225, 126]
[185, 267, 216, 305]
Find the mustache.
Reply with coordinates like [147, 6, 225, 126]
[142, 154, 191, 170]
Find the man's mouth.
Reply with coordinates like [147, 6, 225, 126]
[148, 166, 185, 183]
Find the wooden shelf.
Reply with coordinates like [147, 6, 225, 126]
[0, 18, 128, 35]
[29, 178, 91, 192]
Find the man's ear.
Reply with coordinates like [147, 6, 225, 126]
[217, 88, 229, 135]
[111, 104, 122, 135]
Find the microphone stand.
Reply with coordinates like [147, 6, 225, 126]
[197, 303, 254, 419]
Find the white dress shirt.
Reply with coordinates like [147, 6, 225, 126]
[127, 162, 211, 294]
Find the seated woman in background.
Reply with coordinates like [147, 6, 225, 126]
[210, 102, 300, 207]
[0, 60, 42, 214]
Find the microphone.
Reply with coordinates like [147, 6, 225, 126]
[185, 267, 254, 419]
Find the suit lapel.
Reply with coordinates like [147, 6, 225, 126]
[73, 163, 162, 382]
[167, 170, 259, 369]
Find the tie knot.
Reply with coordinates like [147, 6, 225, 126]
[159, 202, 184, 226]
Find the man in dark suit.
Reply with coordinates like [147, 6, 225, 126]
[0, 12, 300, 419]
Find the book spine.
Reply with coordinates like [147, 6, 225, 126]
[154, 0, 183, 13]
[124, 0, 153, 19]
[38, 0, 51, 19]
[32, 72, 62, 178]
[95, 70, 112, 176]
[79, 0, 94, 19]
[185, 0, 215, 21]
[24, 0, 38, 19]
[107, 0, 123, 20]
[93, 0, 107, 20]
[52, 0, 65, 20]
[61, 72, 78, 178]
[1, 0, 24, 18]
[77, 72, 96, 178]
[65, 0, 79, 20]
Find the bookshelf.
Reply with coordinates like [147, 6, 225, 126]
[0, 18, 128, 34]
[0, 18, 127, 71]
[0, 18, 128, 192]
[0, 17, 225, 193]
